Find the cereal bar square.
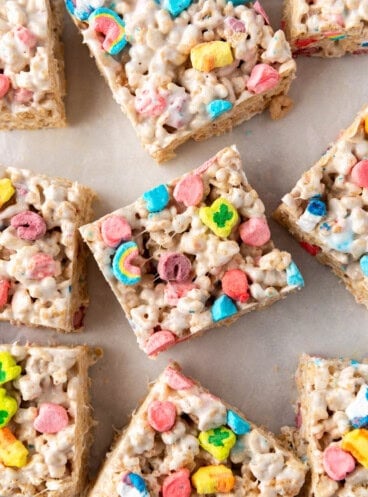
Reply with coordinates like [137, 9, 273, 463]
[283, 0, 368, 57]
[0, 167, 96, 331]
[296, 354, 368, 497]
[274, 105, 368, 308]
[80, 145, 304, 357]
[0, 344, 99, 497]
[66, 0, 296, 162]
[87, 362, 307, 497]
[0, 0, 66, 129]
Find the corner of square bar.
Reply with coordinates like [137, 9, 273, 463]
[80, 145, 304, 358]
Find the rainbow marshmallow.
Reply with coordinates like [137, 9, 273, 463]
[112, 241, 141, 285]
[89, 7, 127, 56]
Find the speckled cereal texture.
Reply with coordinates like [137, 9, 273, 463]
[296, 354, 368, 497]
[0, 167, 96, 332]
[283, 0, 368, 57]
[0, 0, 67, 129]
[0, 344, 99, 497]
[80, 145, 304, 358]
[88, 362, 307, 497]
[274, 105, 368, 309]
[66, 0, 296, 162]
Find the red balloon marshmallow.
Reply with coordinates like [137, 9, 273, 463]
[222, 269, 249, 303]
[162, 469, 191, 497]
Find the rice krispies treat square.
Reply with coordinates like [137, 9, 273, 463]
[296, 354, 368, 497]
[88, 362, 307, 497]
[0, 344, 99, 497]
[283, 0, 368, 57]
[0, 0, 66, 129]
[274, 105, 368, 309]
[80, 145, 304, 358]
[0, 167, 96, 332]
[65, 0, 296, 163]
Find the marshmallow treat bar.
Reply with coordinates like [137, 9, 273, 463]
[0, 344, 99, 497]
[80, 146, 304, 358]
[296, 354, 368, 497]
[88, 362, 307, 497]
[283, 0, 368, 57]
[65, 0, 296, 163]
[0, 0, 66, 129]
[0, 167, 96, 332]
[274, 105, 368, 309]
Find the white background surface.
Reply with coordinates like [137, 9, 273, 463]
[1, 0, 368, 477]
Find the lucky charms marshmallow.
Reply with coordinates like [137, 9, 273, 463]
[87, 362, 307, 497]
[80, 146, 304, 358]
[65, 0, 296, 162]
[274, 105, 368, 309]
[283, 0, 368, 57]
[0, 344, 99, 497]
[295, 355, 368, 497]
[0, 167, 95, 332]
[0, 0, 66, 129]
